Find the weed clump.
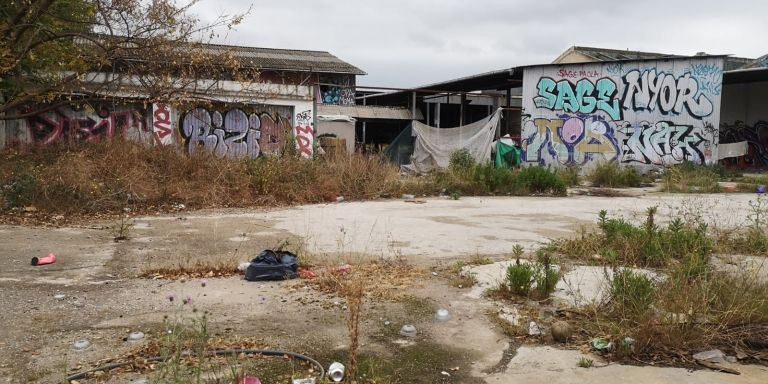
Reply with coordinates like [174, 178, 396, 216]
[549, 207, 713, 267]
[505, 250, 560, 299]
[587, 162, 641, 188]
[662, 162, 721, 193]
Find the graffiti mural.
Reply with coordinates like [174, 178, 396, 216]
[720, 121, 768, 167]
[25, 104, 148, 145]
[522, 57, 723, 168]
[319, 74, 355, 105]
[179, 106, 293, 158]
[152, 103, 173, 145]
[522, 114, 619, 165]
[294, 109, 314, 158]
[620, 121, 710, 165]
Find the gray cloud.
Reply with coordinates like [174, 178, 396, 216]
[190, 0, 768, 87]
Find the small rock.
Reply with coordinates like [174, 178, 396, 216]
[551, 321, 572, 343]
[440, 371, 450, 377]
[431, 272, 438, 276]
[54, 294, 65, 300]
[72, 339, 91, 351]
[384, 321, 391, 326]
[693, 349, 726, 364]
[528, 321, 541, 336]
[725, 356, 738, 363]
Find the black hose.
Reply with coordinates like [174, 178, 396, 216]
[65, 348, 325, 381]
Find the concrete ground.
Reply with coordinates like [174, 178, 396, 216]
[1, 192, 767, 383]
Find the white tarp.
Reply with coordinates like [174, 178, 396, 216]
[718, 141, 748, 160]
[404, 108, 502, 174]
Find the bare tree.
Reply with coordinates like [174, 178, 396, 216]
[0, 0, 253, 119]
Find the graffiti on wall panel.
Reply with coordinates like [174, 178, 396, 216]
[152, 103, 173, 145]
[523, 57, 723, 168]
[25, 105, 147, 145]
[620, 121, 711, 165]
[622, 70, 714, 118]
[294, 109, 313, 157]
[534, 77, 622, 120]
[522, 114, 619, 165]
[179, 107, 292, 158]
[720, 121, 768, 167]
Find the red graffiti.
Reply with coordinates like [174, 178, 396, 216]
[152, 103, 173, 145]
[558, 68, 600, 79]
[295, 125, 313, 157]
[26, 106, 146, 145]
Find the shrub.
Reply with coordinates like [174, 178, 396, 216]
[587, 162, 641, 188]
[534, 251, 560, 297]
[506, 262, 534, 296]
[609, 268, 656, 314]
[1, 163, 37, 208]
[557, 166, 581, 187]
[449, 149, 475, 172]
[517, 166, 567, 195]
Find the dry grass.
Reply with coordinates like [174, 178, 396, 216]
[303, 262, 425, 300]
[0, 138, 412, 215]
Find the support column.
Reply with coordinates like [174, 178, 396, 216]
[436, 99, 441, 128]
[505, 88, 512, 136]
[460, 93, 467, 125]
[362, 95, 367, 153]
[411, 91, 417, 120]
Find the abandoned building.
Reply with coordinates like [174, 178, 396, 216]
[362, 46, 768, 170]
[0, 41, 383, 158]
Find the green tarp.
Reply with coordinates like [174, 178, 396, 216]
[495, 140, 521, 168]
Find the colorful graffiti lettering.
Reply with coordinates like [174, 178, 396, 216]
[622, 70, 714, 118]
[619, 121, 710, 165]
[321, 86, 355, 105]
[180, 107, 291, 158]
[534, 77, 622, 120]
[25, 105, 147, 145]
[522, 114, 619, 165]
[152, 103, 173, 145]
[720, 121, 768, 167]
[294, 109, 313, 158]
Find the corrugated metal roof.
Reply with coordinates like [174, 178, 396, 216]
[318, 104, 423, 120]
[75, 34, 365, 75]
[198, 44, 366, 75]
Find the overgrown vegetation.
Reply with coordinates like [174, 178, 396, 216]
[586, 162, 642, 188]
[0, 143, 572, 217]
[0, 140, 413, 214]
[549, 202, 768, 360]
[548, 207, 713, 267]
[662, 162, 722, 193]
[437, 149, 567, 197]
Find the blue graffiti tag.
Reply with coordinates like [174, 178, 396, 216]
[534, 77, 622, 120]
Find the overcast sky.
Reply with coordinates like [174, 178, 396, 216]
[190, 0, 767, 88]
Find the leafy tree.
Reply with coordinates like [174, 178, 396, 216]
[0, 0, 250, 119]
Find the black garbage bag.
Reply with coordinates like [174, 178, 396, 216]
[244, 250, 298, 281]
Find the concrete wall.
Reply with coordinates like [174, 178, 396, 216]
[719, 81, 768, 166]
[521, 57, 724, 169]
[316, 120, 355, 153]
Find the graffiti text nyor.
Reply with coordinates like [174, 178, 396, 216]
[534, 77, 622, 120]
[622, 70, 713, 119]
